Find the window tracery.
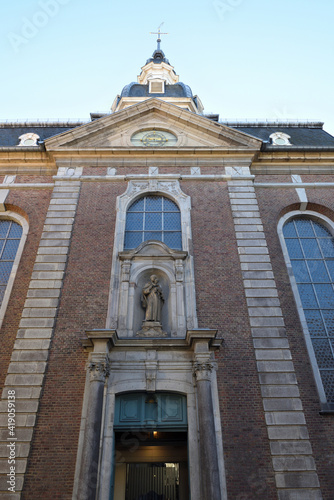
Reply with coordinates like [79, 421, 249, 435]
[281, 214, 334, 406]
[124, 195, 182, 250]
[0, 220, 23, 304]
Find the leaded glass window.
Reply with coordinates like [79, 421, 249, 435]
[124, 195, 182, 250]
[0, 220, 22, 305]
[283, 217, 334, 403]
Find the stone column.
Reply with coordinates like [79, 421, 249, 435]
[194, 360, 222, 500]
[78, 356, 110, 500]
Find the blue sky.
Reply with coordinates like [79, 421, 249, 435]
[1, 0, 334, 135]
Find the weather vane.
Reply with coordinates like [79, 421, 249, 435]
[150, 22, 168, 51]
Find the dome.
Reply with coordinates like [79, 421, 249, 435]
[145, 49, 171, 65]
[120, 81, 194, 99]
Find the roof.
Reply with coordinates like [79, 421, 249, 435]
[224, 122, 334, 148]
[0, 120, 334, 149]
[0, 122, 86, 147]
[120, 82, 193, 99]
[145, 49, 171, 66]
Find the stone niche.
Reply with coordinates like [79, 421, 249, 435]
[118, 241, 188, 338]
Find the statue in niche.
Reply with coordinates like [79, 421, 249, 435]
[142, 275, 164, 322]
[137, 275, 167, 337]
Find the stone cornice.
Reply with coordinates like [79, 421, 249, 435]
[83, 329, 222, 351]
[255, 150, 334, 163]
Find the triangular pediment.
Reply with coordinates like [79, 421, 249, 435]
[44, 98, 262, 150]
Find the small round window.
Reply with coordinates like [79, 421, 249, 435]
[18, 133, 40, 147]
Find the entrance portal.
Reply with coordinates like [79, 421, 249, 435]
[113, 393, 189, 500]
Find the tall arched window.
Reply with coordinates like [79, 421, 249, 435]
[124, 195, 182, 250]
[0, 220, 23, 304]
[282, 216, 334, 406]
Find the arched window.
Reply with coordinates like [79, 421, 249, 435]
[0, 220, 23, 304]
[124, 195, 182, 250]
[282, 216, 334, 406]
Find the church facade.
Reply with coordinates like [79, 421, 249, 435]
[1, 41, 334, 500]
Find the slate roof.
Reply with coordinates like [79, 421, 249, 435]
[0, 120, 334, 149]
[0, 123, 86, 147]
[225, 122, 334, 148]
[120, 82, 194, 99]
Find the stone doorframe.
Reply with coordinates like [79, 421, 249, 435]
[73, 330, 227, 500]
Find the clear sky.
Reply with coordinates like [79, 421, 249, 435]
[1, 0, 334, 135]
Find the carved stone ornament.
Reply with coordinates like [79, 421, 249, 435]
[137, 321, 167, 337]
[121, 260, 131, 282]
[175, 259, 184, 282]
[129, 181, 149, 195]
[193, 360, 214, 382]
[157, 181, 179, 195]
[145, 361, 157, 392]
[88, 360, 110, 382]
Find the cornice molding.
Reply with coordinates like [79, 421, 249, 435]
[82, 329, 222, 351]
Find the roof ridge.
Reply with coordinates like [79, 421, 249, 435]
[220, 121, 324, 129]
[0, 121, 87, 128]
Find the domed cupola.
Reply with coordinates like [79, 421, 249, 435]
[111, 29, 203, 114]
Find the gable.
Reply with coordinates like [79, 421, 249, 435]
[44, 98, 262, 150]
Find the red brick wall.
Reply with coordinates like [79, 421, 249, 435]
[21, 178, 282, 499]
[183, 180, 277, 499]
[22, 174, 334, 499]
[255, 177, 334, 500]
[22, 181, 126, 499]
[0, 187, 52, 391]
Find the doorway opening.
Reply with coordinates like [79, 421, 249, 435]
[113, 430, 189, 500]
[126, 462, 180, 500]
[112, 393, 189, 500]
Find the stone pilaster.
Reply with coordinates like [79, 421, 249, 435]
[228, 179, 322, 500]
[193, 357, 222, 500]
[0, 180, 80, 499]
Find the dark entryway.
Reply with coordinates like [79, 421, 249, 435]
[113, 394, 189, 500]
[126, 462, 179, 500]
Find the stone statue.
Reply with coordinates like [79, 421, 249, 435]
[141, 275, 164, 323]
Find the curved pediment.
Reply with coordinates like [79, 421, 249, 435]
[119, 240, 188, 261]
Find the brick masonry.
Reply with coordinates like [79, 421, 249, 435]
[0, 180, 81, 499]
[255, 177, 334, 500]
[21, 181, 125, 499]
[0, 172, 333, 499]
[183, 180, 278, 499]
[228, 178, 323, 500]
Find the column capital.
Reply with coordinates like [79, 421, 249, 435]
[88, 357, 110, 383]
[193, 360, 215, 382]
